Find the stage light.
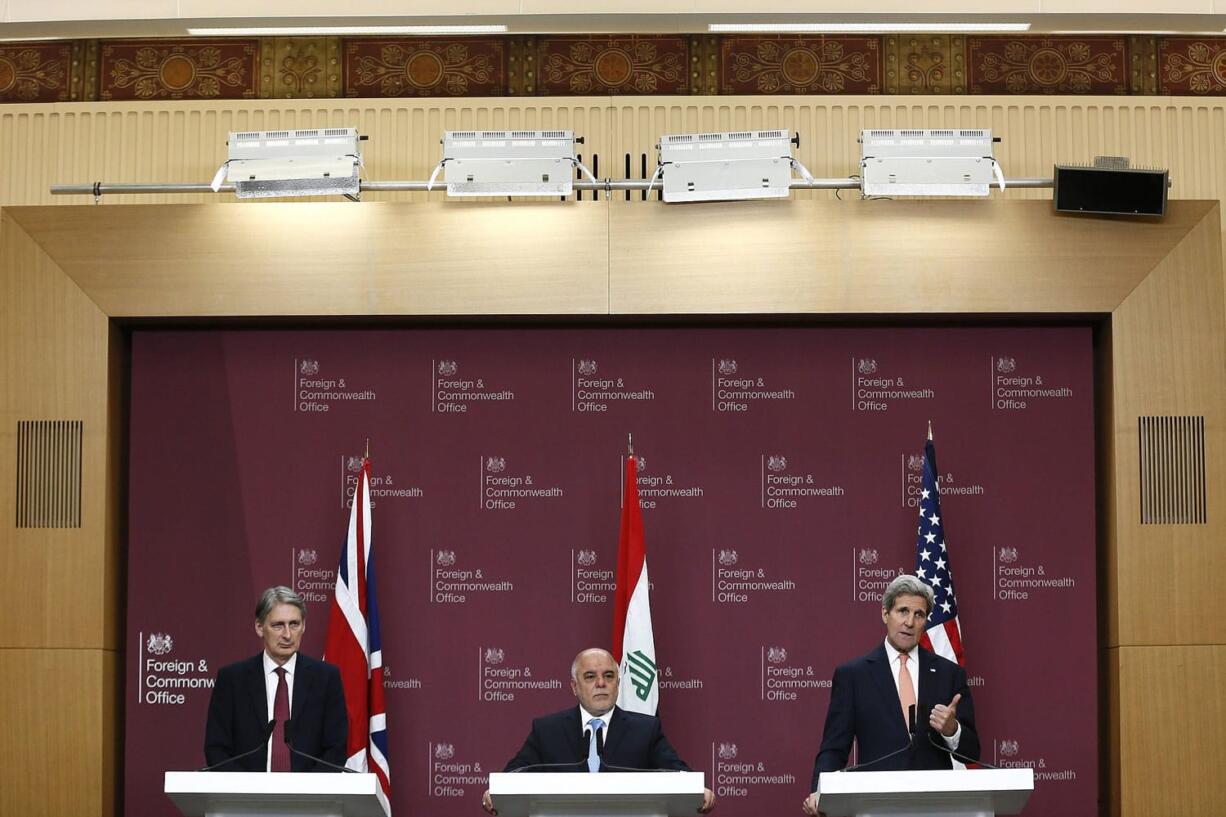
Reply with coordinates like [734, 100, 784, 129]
[655, 130, 814, 203]
[1053, 156, 1168, 217]
[212, 128, 364, 199]
[431, 131, 594, 197]
[860, 129, 1005, 197]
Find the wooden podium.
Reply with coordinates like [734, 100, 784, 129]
[816, 769, 1034, 817]
[488, 771, 706, 817]
[164, 771, 387, 817]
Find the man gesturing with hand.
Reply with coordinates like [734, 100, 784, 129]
[802, 575, 979, 816]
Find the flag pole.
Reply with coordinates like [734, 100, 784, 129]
[927, 420, 933, 441]
[365, 437, 371, 459]
[627, 432, 633, 456]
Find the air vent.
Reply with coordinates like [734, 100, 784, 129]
[15, 420, 82, 528]
[1139, 416, 1207, 524]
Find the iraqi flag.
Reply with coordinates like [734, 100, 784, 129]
[612, 449, 659, 715]
[324, 456, 391, 815]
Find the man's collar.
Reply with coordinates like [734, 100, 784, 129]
[263, 652, 298, 674]
[578, 704, 614, 728]
[882, 638, 918, 664]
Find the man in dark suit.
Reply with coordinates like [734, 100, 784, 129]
[481, 648, 715, 814]
[204, 586, 348, 772]
[803, 575, 979, 816]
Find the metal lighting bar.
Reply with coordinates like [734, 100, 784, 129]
[50, 178, 1055, 197]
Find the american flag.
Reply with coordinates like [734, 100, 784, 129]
[915, 433, 965, 666]
[324, 456, 391, 814]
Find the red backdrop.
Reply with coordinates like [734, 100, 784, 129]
[127, 325, 1096, 816]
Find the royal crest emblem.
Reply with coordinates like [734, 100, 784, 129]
[434, 743, 456, 760]
[996, 357, 1017, 374]
[577, 550, 598, 567]
[858, 548, 879, 566]
[634, 455, 647, 472]
[717, 743, 738, 760]
[717, 359, 737, 376]
[998, 739, 1020, 757]
[346, 456, 364, 473]
[299, 359, 320, 376]
[577, 360, 598, 376]
[485, 457, 506, 474]
[146, 633, 174, 655]
[907, 454, 925, 472]
[718, 549, 738, 566]
[438, 360, 458, 377]
[483, 647, 505, 665]
[436, 550, 457, 567]
[998, 547, 1019, 564]
[766, 647, 787, 664]
[297, 549, 318, 566]
[767, 455, 787, 472]
[857, 358, 878, 375]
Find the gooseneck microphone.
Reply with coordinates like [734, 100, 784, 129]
[283, 719, 358, 773]
[507, 760, 589, 773]
[197, 719, 277, 772]
[841, 705, 924, 773]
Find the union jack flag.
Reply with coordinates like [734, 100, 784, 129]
[324, 456, 391, 814]
[915, 433, 965, 666]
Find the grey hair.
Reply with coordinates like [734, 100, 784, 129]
[882, 574, 934, 616]
[254, 586, 307, 623]
[570, 648, 618, 682]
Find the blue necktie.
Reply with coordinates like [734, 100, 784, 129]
[587, 718, 605, 773]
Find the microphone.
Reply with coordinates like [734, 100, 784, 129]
[198, 719, 277, 772]
[283, 719, 357, 773]
[507, 760, 589, 773]
[924, 731, 999, 769]
[840, 706, 925, 773]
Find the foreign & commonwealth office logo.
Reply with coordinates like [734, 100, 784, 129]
[624, 650, 658, 701]
[717, 743, 738, 760]
[767, 455, 787, 472]
[998, 739, 1020, 757]
[766, 647, 787, 664]
[996, 357, 1017, 373]
[857, 358, 878, 375]
[907, 454, 925, 472]
[146, 633, 174, 655]
[484, 647, 505, 665]
[298, 549, 318, 566]
[717, 359, 738, 376]
[718, 549, 738, 566]
[858, 548, 879, 566]
[300, 359, 320, 376]
[577, 550, 598, 567]
[346, 456, 364, 472]
[634, 455, 647, 471]
[998, 547, 1019, 564]
[577, 360, 598, 376]
[485, 457, 506, 474]
[438, 360, 458, 376]
[434, 743, 456, 760]
[436, 550, 457, 566]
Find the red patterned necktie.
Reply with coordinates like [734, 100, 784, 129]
[271, 667, 290, 772]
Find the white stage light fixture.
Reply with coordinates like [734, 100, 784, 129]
[860, 129, 1005, 197]
[213, 128, 364, 199]
[655, 130, 811, 203]
[433, 131, 594, 197]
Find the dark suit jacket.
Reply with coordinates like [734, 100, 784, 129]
[810, 643, 979, 790]
[204, 652, 348, 772]
[504, 706, 691, 772]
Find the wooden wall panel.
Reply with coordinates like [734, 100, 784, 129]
[1107, 205, 1226, 647]
[0, 212, 115, 649]
[1112, 645, 1226, 817]
[0, 649, 119, 817]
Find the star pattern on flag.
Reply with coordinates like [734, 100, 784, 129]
[915, 446, 959, 631]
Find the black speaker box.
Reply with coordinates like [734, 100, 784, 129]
[1053, 165, 1168, 217]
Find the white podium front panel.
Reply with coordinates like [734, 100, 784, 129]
[164, 771, 387, 817]
[489, 771, 705, 817]
[817, 769, 1034, 817]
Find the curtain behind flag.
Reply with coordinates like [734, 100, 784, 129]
[915, 433, 965, 665]
[612, 452, 659, 714]
[324, 457, 391, 814]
